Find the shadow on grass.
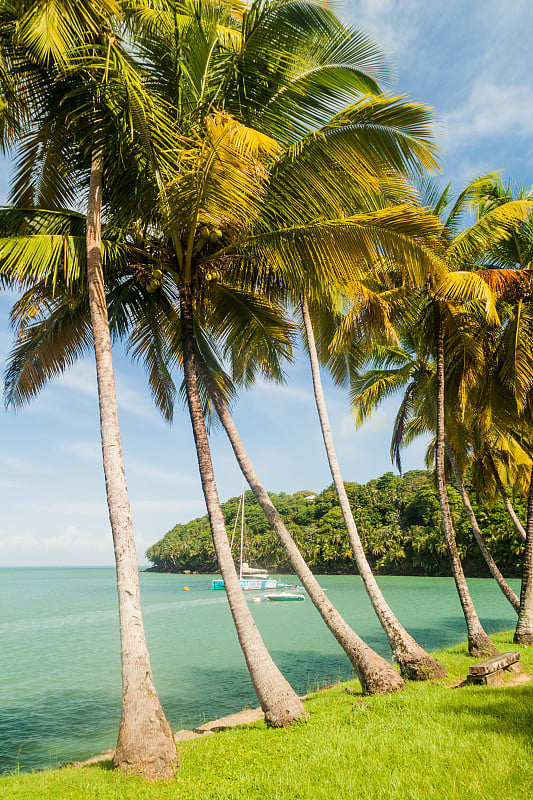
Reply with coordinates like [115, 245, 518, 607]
[87, 760, 114, 772]
[441, 682, 533, 745]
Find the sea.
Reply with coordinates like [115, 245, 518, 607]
[0, 567, 521, 773]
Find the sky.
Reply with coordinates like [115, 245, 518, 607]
[1, 0, 532, 566]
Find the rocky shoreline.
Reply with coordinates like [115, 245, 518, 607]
[69, 705, 266, 768]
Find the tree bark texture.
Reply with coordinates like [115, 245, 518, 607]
[179, 287, 307, 725]
[197, 353, 405, 695]
[487, 453, 527, 541]
[433, 302, 497, 658]
[446, 439, 519, 613]
[86, 152, 177, 779]
[301, 296, 446, 680]
[514, 463, 533, 644]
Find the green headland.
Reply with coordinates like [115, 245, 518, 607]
[147, 471, 525, 578]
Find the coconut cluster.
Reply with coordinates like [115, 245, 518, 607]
[146, 268, 164, 293]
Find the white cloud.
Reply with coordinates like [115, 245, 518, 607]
[338, 406, 393, 439]
[444, 81, 533, 151]
[57, 360, 97, 397]
[132, 499, 204, 515]
[0, 454, 53, 475]
[253, 377, 310, 403]
[61, 441, 101, 461]
[19, 500, 108, 515]
[57, 360, 159, 420]
[0, 525, 109, 552]
[126, 458, 196, 485]
[61, 442, 195, 485]
[346, 0, 425, 67]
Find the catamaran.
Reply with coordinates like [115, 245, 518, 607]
[211, 484, 295, 592]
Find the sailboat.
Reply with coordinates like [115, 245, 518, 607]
[211, 484, 295, 591]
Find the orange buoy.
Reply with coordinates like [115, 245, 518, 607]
[184, 586, 190, 591]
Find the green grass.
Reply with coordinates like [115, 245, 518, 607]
[3, 631, 533, 799]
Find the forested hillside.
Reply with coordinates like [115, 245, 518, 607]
[146, 471, 525, 577]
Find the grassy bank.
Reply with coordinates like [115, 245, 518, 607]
[3, 631, 532, 799]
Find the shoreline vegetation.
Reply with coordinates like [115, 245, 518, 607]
[2, 630, 531, 798]
[146, 471, 526, 579]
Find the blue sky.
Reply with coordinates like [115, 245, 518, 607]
[1, 0, 532, 566]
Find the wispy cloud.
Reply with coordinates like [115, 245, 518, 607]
[444, 81, 533, 151]
[253, 377, 310, 404]
[0, 454, 54, 475]
[346, 0, 425, 69]
[127, 459, 196, 485]
[18, 496, 203, 518]
[19, 500, 108, 516]
[61, 441, 195, 485]
[132, 499, 204, 515]
[0, 525, 109, 552]
[57, 360, 159, 421]
[61, 441, 101, 461]
[338, 406, 393, 440]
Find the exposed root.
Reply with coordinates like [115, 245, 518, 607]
[360, 663, 405, 695]
[468, 632, 499, 658]
[263, 693, 309, 727]
[514, 631, 533, 645]
[264, 708, 310, 727]
[397, 653, 448, 681]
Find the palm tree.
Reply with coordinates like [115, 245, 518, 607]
[300, 293, 447, 678]
[485, 450, 527, 540]
[468, 175, 533, 643]
[194, 352, 406, 694]
[0, 1, 178, 777]
[444, 438, 519, 613]
[350, 178, 532, 655]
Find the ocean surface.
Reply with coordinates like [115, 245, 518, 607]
[0, 567, 520, 773]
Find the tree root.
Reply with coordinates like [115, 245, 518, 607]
[468, 632, 499, 658]
[397, 653, 447, 681]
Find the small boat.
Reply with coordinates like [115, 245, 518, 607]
[211, 485, 295, 592]
[265, 592, 306, 602]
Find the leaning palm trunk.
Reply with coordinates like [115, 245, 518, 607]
[302, 296, 446, 679]
[179, 287, 307, 725]
[433, 302, 497, 657]
[86, 152, 177, 779]
[514, 464, 533, 643]
[196, 354, 404, 695]
[487, 453, 527, 541]
[445, 439, 519, 613]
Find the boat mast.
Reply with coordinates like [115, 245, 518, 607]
[239, 480, 245, 581]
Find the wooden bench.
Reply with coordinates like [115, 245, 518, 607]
[467, 651, 522, 686]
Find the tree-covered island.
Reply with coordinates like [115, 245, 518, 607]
[147, 470, 525, 578]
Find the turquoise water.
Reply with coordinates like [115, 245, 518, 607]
[0, 568, 520, 773]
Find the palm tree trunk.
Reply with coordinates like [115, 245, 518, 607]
[196, 352, 405, 695]
[179, 286, 307, 725]
[433, 301, 497, 657]
[445, 438, 519, 613]
[301, 296, 446, 679]
[514, 463, 533, 643]
[86, 151, 177, 779]
[487, 452, 527, 541]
